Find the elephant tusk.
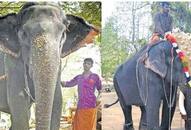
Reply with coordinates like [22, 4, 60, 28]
[0, 43, 20, 58]
[66, 27, 70, 32]
[0, 74, 6, 80]
[179, 90, 187, 115]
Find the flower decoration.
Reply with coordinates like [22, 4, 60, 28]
[165, 34, 191, 87]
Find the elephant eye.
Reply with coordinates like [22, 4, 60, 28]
[19, 29, 29, 44]
[22, 31, 27, 38]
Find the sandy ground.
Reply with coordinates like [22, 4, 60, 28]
[102, 92, 185, 130]
[0, 91, 185, 130]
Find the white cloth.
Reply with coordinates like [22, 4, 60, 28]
[179, 90, 187, 115]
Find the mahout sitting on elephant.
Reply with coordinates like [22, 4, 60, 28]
[0, 2, 98, 130]
[105, 40, 187, 130]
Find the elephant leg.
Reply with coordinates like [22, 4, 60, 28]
[113, 77, 134, 130]
[6, 57, 30, 130]
[122, 105, 134, 130]
[8, 89, 30, 130]
[50, 75, 62, 130]
[146, 85, 161, 130]
[139, 106, 147, 130]
[160, 97, 176, 130]
[185, 120, 191, 130]
[8, 100, 31, 130]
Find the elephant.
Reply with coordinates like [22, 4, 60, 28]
[0, 2, 99, 130]
[179, 85, 191, 130]
[106, 40, 187, 130]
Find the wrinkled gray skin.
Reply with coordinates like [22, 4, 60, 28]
[113, 41, 187, 130]
[0, 2, 98, 130]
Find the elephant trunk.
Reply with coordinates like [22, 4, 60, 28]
[32, 34, 60, 130]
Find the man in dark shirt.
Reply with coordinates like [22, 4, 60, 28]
[150, 2, 173, 43]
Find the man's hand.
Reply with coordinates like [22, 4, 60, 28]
[61, 81, 65, 87]
[96, 90, 101, 99]
[96, 90, 101, 107]
[149, 33, 160, 44]
[96, 100, 101, 107]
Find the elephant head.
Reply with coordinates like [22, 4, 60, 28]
[0, 2, 99, 130]
[144, 41, 187, 86]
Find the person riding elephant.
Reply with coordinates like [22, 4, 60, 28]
[105, 39, 188, 130]
[150, 2, 173, 44]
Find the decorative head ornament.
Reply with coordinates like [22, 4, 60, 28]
[165, 34, 191, 87]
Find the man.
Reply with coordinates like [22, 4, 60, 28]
[150, 2, 173, 43]
[61, 58, 102, 130]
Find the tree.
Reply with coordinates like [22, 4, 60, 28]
[101, 2, 151, 79]
[59, 2, 101, 28]
[114, 1, 151, 53]
[101, 16, 128, 79]
[0, 2, 24, 15]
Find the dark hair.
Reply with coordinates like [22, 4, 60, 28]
[84, 58, 94, 64]
[160, 2, 170, 8]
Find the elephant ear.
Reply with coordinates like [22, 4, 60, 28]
[0, 13, 20, 58]
[144, 45, 167, 78]
[61, 14, 99, 57]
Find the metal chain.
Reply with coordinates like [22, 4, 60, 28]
[161, 47, 177, 130]
[136, 54, 149, 106]
[24, 87, 35, 102]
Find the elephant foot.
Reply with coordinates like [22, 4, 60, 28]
[147, 127, 160, 130]
[184, 123, 191, 130]
[159, 126, 169, 130]
[139, 122, 147, 130]
[123, 122, 134, 130]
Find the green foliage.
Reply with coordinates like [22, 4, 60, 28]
[0, 2, 24, 16]
[101, 2, 151, 79]
[59, 2, 101, 44]
[59, 2, 101, 28]
[170, 2, 191, 32]
[101, 17, 129, 79]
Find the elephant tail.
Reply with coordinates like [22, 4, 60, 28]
[103, 98, 119, 108]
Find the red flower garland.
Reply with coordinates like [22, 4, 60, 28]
[165, 34, 191, 87]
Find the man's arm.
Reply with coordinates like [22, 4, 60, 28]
[61, 75, 79, 87]
[61, 81, 66, 87]
[153, 13, 165, 36]
[169, 15, 173, 32]
[97, 90, 101, 99]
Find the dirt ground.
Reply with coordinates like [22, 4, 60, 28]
[102, 92, 185, 130]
